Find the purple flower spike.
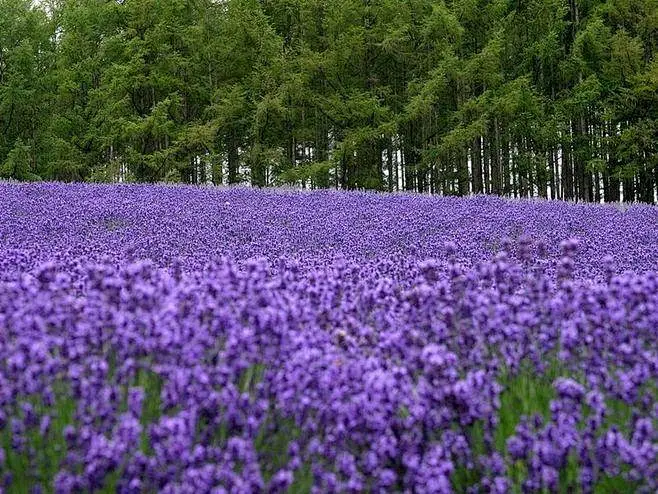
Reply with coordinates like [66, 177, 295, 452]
[0, 184, 656, 492]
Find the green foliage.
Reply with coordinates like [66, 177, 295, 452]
[277, 160, 334, 187]
[0, 138, 40, 181]
[449, 361, 646, 493]
[2, 354, 653, 492]
[0, 0, 656, 200]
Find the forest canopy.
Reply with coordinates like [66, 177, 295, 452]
[1, 0, 657, 202]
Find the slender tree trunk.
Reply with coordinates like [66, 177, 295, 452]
[604, 121, 619, 202]
[315, 108, 330, 188]
[458, 147, 469, 196]
[623, 175, 636, 202]
[654, 158, 658, 203]
[491, 119, 501, 195]
[387, 141, 394, 192]
[190, 156, 198, 184]
[227, 130, 239, 184]
[394, 138, 400, 191]
[400, 148, 406, 190]
[512, 141, 520, 198]
[199, 156, 207, 184]
[576, 113, 593, 201]
[639, 161, 654, 203]
[502, 133, 510, 195]
[483, 136, 491, 194]
[403, 122, 417, 191]
[563, 130, 574, 201]
[472, 137, 482, 194]
[548, 147, 559, 199]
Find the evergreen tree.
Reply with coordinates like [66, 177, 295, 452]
[0, 0, 656, 202]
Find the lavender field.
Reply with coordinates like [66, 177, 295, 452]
[1, 182, 657, 493]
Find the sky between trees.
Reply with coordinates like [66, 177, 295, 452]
[1, 0, 657, 203]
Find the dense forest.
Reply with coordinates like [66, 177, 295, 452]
[1, 0, 657, 202]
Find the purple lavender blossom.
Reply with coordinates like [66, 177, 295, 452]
[0, 183, 656, 492]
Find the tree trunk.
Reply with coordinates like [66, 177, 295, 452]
[227, 130, 239, 184]
[491, 119, 501, 195]
[387, 141, 394, 192]
[563, 132, 574, 201]
[483, 136, 491, 194]
[623, 175, 636, 202]
[502, 133, 510, 195]
[199, 156, 207, 184]
[403, 122, 418, 191]
[472, 136, 483, 194]
[458, 147, 469, 196]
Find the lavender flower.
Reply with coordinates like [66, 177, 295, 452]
[0, 183, 656, 492]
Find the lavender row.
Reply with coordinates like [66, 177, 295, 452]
[1, 182, 656, 278]
[0, 182, 657, 493]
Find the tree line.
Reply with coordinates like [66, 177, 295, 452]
[1, 0, 657, 203]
